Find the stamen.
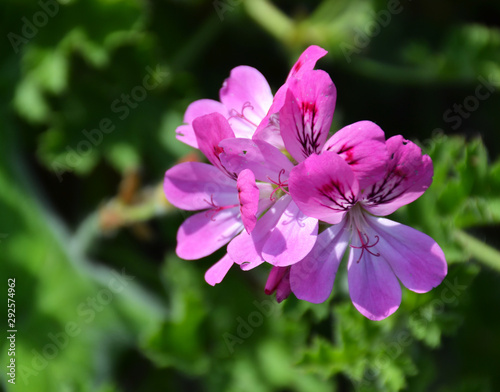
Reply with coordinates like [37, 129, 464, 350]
[203, 194, 237, 221]
[228, 101, 259, 128]
[350, 230, 380, 263]
[266, 169, 289, 201]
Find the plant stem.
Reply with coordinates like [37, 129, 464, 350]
[454, 229, 500, 272]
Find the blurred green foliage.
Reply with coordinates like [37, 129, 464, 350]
[1, 0, 500, 391]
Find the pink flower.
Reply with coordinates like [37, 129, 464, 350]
[165, 45, 330, 286]
[176, 45, 328, 150]
[164, 113, 274, 285]
[288, 135, 448, 320]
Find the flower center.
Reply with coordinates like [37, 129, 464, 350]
[266, 169, 289, 201]
[203, 194, 238, 221]
[228, 101, 258, 128]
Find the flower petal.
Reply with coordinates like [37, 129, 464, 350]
[290, 219, 349, 303]
[175, 99, 229, 149]
[265, 266, 292, 303]
[323, 121, 388, 189]
[253, 45, 328, 149]
[227, 195, 291, 270]
[164, 162, 237, 210]
[362, 136, 433, 216]
[237, 169, 260, 233]
[365, 216, 447, 293]
[219, 138, 294, 182]
[205, 253, 234, 286]
[192, 112, 236, 175]
[347, 238, 402, 321]
[286, 45, 328, 80]
[280, 70, 336, 162]
[220, 65, 273, 130]
[262, 200, 319, 266]
[289, 151, 358, 224]
[176, 207, 242, 260]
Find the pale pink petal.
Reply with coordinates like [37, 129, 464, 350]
[220, 66, 273, 130]
[347, 235, 402, 321]
[192, 113, 236, 177]
[286, 45, 328, 80]
[280, 70, 336, 162]
[164, 162, 237, 210]
[176, 207, 242, 260]
[289, 152, 358, 224]
[205, 253, 234, 286]
[362, 136, 433, 216]
[323, 121, 388, 189]
[175, 99, 229, 149]
[265, 266, 292, 303]
[262, 200, 319, 267]
[290, 219, 349, 303]
[237, 169, 259, 233]
[365, 216, 447, 293]
[219, 138, 294, 182]
[227, 195, 291, 270]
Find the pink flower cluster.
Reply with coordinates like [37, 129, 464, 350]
[164, 46, 447, 320]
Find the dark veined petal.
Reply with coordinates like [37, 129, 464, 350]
[361, 136, 433, 216]
[323, 121, 388, 189]
[253, 45, 328, 149]
[289, 151, 358, 224]
[280, 70, 336, 162]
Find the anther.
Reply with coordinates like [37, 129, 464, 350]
[228, 101, 258, 127]
[350, 230, 380, 263]
[266, 169, 289, 201]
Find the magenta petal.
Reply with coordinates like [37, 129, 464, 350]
[237, 169, 259, 233]
[220, 65, 273, 128]
[205, 253, 234, 286]
[219, 138, 294, 182]
[262, 201, 319, 267]
[362, 136, 434, 216]
[347, 240, 402, 321]
[286, 45, 328, 80]
[227, 195, 291, 270]
[280, 70, 336, 162]
[289, 152, 358, 224]
[192, 113, 236, 175]
[176, 207, 242, 260]
[290, 220, 349, 303]
[323, 121, 388, 189]
[365, 216, 447, 293]
[164, 162, 237, 210]
[175, 99, 229, 149]
[253, 45, 328, 149]
[265, 266, 292, 303]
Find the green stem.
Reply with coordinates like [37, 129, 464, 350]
[454, 229, 500, 272]
[244, 0, 294, 44]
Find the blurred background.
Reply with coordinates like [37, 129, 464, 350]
[1, 0, 500, 391]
